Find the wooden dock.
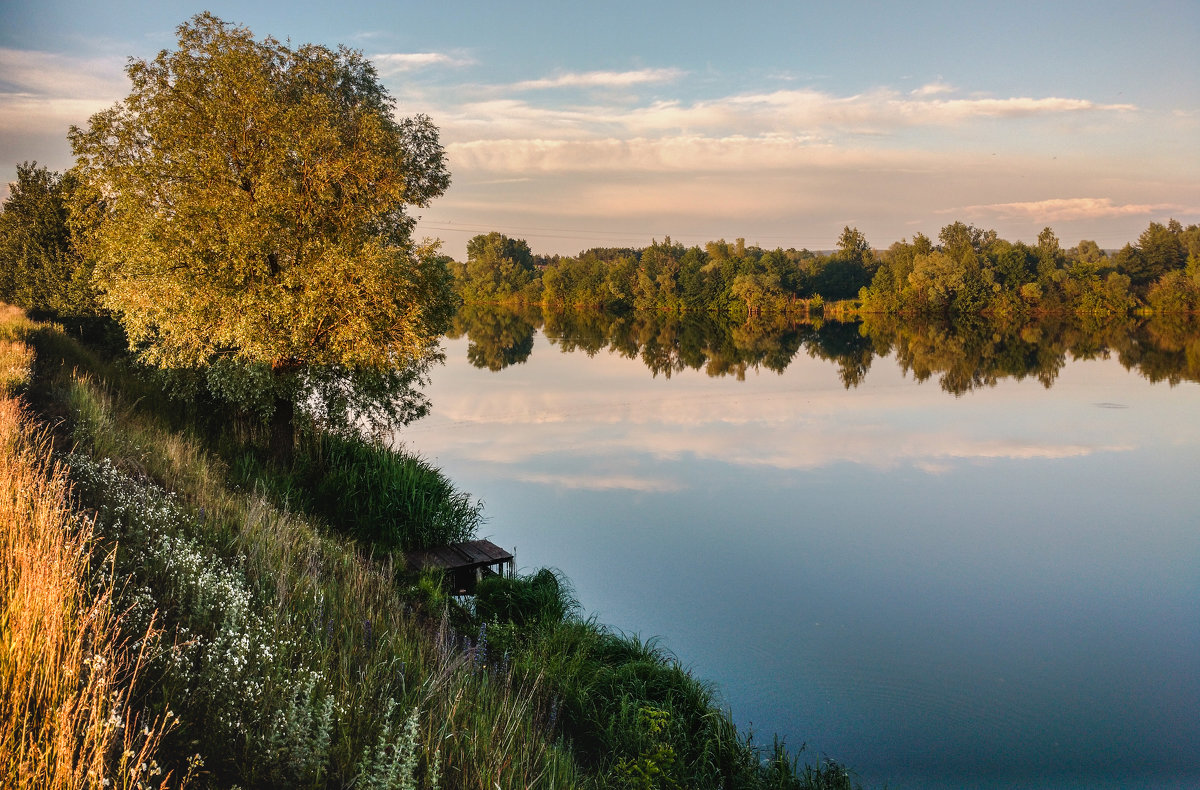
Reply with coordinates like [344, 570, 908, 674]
[405, 539, 515, 594]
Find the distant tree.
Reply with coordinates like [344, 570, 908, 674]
[992, 241, 1036, 289]
[68, 14, 453, 459]
[1134, 221, 1187, 283]
[912, 232, 934, 257]
[1113, 243, 1149, 286]
[938, 221, 996, 262]
[836, 225, 873, 267]
[460, 232, 538, 302]
[1071, 239, 1107, 266]
[0, 162, 95, 316]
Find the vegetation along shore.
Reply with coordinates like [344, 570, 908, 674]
[2, 11, 1196, 790]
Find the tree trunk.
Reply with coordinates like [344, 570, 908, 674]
[268, 359, 297, 465]
[269, 391, 295, 466]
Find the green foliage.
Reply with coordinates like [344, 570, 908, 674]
[475, 568, 578, 628]
[455, 233, 873, 315]
[19, 312, 576, 788]
[457, 232, 540, 303]
[1133, 222, 1187, 283]
[0, 162, 97, 317]
[1147, 267, 1200, 314]
[68, 13, 454, 450]
[352, 703, 434, 790]
[297, 433, 482, 552]
[460, 219, 1199, 320]
[610, 707, 680, 790]
[834, 226, 873, 269]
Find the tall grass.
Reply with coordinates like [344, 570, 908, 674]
[0, 303, 36, 392]
[476, 568, 579, 627]
[477, 570, 863, 789]
[296, 433, 483, 552]
[0, 363, 180, 787]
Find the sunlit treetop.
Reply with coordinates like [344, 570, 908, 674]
[68, 12, 453, 374]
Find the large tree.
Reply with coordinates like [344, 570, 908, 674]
[68, 13, 453, 458]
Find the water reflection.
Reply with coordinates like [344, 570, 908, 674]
[449, 306, 1200, 392]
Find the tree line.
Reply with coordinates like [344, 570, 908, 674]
[450, 221, 1200, 318]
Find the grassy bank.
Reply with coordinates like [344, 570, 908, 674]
[2, 303, 859, 789]
[0, 306, 180, 789]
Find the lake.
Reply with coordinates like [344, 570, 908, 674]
[400, 310, 1200, 789]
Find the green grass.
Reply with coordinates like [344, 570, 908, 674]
[296, 432, 483, 553]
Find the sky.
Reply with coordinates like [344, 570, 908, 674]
[1, 0, 1198, 259]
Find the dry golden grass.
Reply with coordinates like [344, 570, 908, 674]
[0, 339, 34, 393]
[0, 310, 181, 789]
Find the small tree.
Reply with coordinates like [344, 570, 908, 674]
[0, 162, 95, 317]
[69, 14, 453, 458]
[835, 225, 872, 267]
[459, 232, 537, 303]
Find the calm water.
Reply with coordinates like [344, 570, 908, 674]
[401, 312, 1200, 789]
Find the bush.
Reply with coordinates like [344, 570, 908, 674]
[475, 568, 578, 628]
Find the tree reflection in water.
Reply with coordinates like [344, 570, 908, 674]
[449, 306, 1200, 393]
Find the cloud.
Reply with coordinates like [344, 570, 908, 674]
[0, 48, 126, 134]
[511, 68, 684, 91]
[0, 48, 126, 100]
[911, 81, 955, 97]
[512, 472, 683, 492]
[915, 95, 1136, 120]
[431, 85, 1139, 150]
[681, 88, 1136, 132]
[447, 135, 843, 174]
[955, 197, 1178, 222]
[371, 51, 473, 75]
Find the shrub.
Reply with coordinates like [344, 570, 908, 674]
[475, 568, 578, 628]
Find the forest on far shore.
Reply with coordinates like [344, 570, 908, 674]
[449, 220, 1200, 319]
[2, 159, 1198, 326]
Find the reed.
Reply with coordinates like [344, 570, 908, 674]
[297, 432, 483, 552]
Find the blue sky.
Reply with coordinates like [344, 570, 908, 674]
[2, 0, 1198, 258]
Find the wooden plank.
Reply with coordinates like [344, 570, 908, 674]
[406, 539, 513, 574]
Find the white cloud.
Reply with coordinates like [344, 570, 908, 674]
[0, 48, 126, 134]
[511, 68, 684, 91]
[955, 197, 1178, 222]
[916, 95, 1136, 120]
[447, 135, 842, 174]
[431, 85, 1138, 149]
[371, 51, 473, 75]
[911, 81, 955, 97]
[0, 48, 126, 100]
